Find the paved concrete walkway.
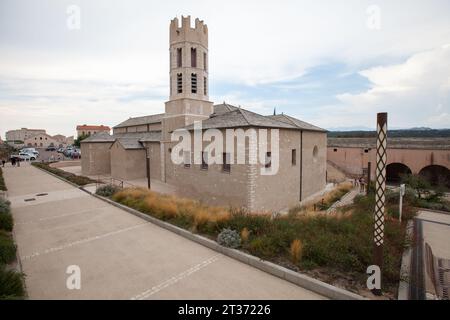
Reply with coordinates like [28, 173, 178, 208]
[327, 188, 361, 213]
[3, 163, 324, 299]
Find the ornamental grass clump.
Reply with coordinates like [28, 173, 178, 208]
[290, 239, 303, 264]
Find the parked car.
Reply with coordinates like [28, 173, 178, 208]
[63, 148, 74, 157]
[20, 148, 39, 156]
[71, 150, 81, 159]
[11, 152, 36, 161]
[46, 146, 57, 151]
[57, 147, 65, 153]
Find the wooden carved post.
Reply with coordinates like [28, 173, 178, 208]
[373, 112, 387, 296]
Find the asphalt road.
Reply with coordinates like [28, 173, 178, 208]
[3, 162, 324, 300]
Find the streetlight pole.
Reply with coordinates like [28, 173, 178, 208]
[373, 112, 387, 296]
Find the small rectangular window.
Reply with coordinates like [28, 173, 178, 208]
[201, 151, 208, 170]
[265, 152, 272, 168]
[364, 149, 369, 153]
[204, 77, 207, 95]
[191, 73, 197, 94]
[333, 148, 337, 152]
[203, 52, 207, 71]
[191, 48, 197, 68]
[177, 73, 183, 93]
[183, 151, 191, 168]
[291, 149, 296, 165]
[222, 152, 231, 172]
[177, 48, 182, 67]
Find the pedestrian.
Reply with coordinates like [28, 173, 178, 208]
[1, 159, 5, 167]
[11, 157, 16, 167]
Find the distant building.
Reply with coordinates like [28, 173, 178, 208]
[6, 128, 46, 142]
[53, 134, 75, 147]
[24, 132, 59, 148]
[76, 125, 110, 138]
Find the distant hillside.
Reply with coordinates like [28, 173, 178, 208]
[327, 128, 450, 138]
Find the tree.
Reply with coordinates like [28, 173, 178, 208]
[73, 133, 90, 147]
[401, 174, 431, 199]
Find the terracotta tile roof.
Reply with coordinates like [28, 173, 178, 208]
[76, 125, 111, 131]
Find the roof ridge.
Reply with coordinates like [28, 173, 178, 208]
[280, 114, 298, 126]
[237, 108, 251, 126]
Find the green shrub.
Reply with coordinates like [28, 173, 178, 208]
[96, 184, 121, 198]
[0, 198, 11, 214]
[0, 266, 25, 299]
[217, 228, 241, 248]
[0, 231, 16, 264]
[0, 213, 13, 231]
[0, 167, 6, 191]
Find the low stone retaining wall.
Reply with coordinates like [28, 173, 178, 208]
[49, 160, 81, 168]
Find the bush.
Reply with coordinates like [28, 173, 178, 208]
[240, 227, 250, 243]
[290, 239, 303, 264]
[0, 167, 6, 191]
[0, 213, 13, 231]
[0, 266, 25, 299]
[96, 184, 121, 198]
[0, 198, 11, 214]
[217, 228, 241, 248]
[0, 231, 16, 264]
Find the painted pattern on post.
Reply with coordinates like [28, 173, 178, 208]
[374, 113, 387, 246]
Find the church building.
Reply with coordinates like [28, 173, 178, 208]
[81, 16, 327, 212]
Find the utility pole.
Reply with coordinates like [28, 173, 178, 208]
[367, 161, 371, 195]
[146, 147, 151, 189]
[373, 112, 387, 296]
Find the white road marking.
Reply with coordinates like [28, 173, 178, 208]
[131, 254, 221, 300]
[22, 223, 148, 260]
[14, 206, 111, 225]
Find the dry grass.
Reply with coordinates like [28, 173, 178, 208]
[113, 188, 230, 230]
[290, 239, 303, 264]
[241, 227, 250, 243]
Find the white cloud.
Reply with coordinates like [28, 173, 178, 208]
[312, 45, 450, 129]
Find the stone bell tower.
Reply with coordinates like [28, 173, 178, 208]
[162, 16, 213, 141]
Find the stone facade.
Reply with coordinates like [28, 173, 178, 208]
[24, 133, 59, 148]
[327, 137, 450, 184]
[6, 128, 46, 142]
[81, 16, 327, 212]
[76, 125, 110, 138]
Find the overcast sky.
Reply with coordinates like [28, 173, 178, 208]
[1, 0, 450, 137]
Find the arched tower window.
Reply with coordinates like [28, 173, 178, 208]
[191, 48, 197, 68]
[177, 48, 182, 68]
[177, 73, 183, 93]
[203, 52, 207, 71]
[191, 73, 197, 93]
